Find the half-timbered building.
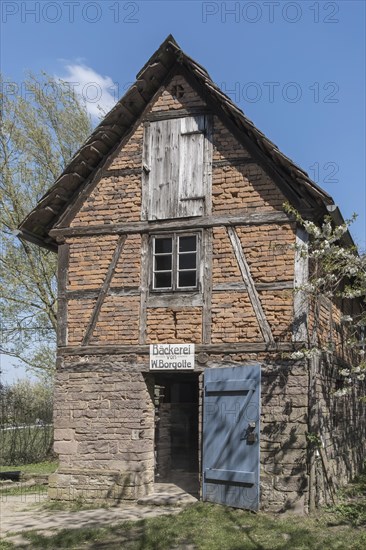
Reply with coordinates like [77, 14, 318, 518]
[19, 36, 366, 513]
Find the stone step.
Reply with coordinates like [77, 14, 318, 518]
[22, 473, 49, 484]
[137, 483, 198, 506]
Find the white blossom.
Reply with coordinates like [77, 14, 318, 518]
[334, 388, 350, 397]
[340, 369, 350, 377]
[341, 315, 353, 323]
[290, 351, 305, 359]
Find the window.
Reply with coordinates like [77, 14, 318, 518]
[152, 234, 199, 291]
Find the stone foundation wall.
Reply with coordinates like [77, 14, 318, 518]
[50, 366, 155, 502]
[52, 354, 366, 512]
[260, 361, 309, 513]
[48, 467, 151, 502]
[51, 355, 311, 510]
[312, 356, 366, 506]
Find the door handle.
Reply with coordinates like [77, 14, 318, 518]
[246, 422, 257, 443]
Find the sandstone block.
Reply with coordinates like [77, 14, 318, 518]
[54, 440, 78, 455]
[54, 429, 74, 441]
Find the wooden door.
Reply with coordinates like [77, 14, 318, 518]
[202, 365, 261, 510]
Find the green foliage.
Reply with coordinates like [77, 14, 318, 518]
[305, 432, 322, 448]
[329, 472, 366, 527]
[331, 501, 366, 527]
[0, 380, 54, 464]
[0, 72, 92, 377]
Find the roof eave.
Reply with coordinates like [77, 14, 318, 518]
[18, 34, 355, 251]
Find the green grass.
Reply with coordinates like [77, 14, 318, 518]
[13, 503, 366, 549]
[1, 469, 365, 549]
[0, 483, 47, 498]
[328, 472, 366, 527]
[0, 460, 57, 498]
[0, 460, 58, 474]
[41, 497, 111, 512]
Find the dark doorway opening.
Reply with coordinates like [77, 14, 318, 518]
[154, 373, 199, 495]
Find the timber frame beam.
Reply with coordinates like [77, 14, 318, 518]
[59, 341, 303, 357]
[65, 280, 293, 301]
[227, 227, 274, 344]
[50, 211, 294, 241]
[82, 235, 127, 345]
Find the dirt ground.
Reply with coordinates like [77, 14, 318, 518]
[0, 492, 186, 547]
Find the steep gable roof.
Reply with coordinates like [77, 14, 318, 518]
[19, 34, 345, 251]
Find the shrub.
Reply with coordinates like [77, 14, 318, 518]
[0, 379, 53, 464]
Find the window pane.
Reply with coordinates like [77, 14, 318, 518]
[155, 238, 172, 254]
[178, 270, 196, 288]
[179, 236, 196, 252]
[155, 272, 172, 288]
[179, 253, 196, 270]
[155, 255, 172, 271]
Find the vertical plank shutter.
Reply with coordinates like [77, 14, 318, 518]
[144, 116, 209, 220]
[178, 116, 206, 217]
[147, 119, 180, 220]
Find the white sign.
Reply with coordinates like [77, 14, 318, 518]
[149, 344, 195, 370]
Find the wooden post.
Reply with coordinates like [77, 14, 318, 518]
[308, 354, 317, 512]
[293, 227, 309, 343]
[202, 228, 213, 344]
[139, 233, 149, 344]
[57, 243, 69, 347]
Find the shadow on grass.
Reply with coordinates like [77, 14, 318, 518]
[16, 502, 366, 550]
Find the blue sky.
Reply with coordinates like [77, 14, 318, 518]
[0, 0, 365, 380]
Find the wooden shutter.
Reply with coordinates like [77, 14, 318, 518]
[178, 116, 206, 217]
[143, 119, 180, 220]
[142, 115, 212, 221]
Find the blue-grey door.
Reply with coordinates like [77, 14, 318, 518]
[202, 364, 261, 510]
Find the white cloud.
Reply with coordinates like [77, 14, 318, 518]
[56, 62, 119, 121]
